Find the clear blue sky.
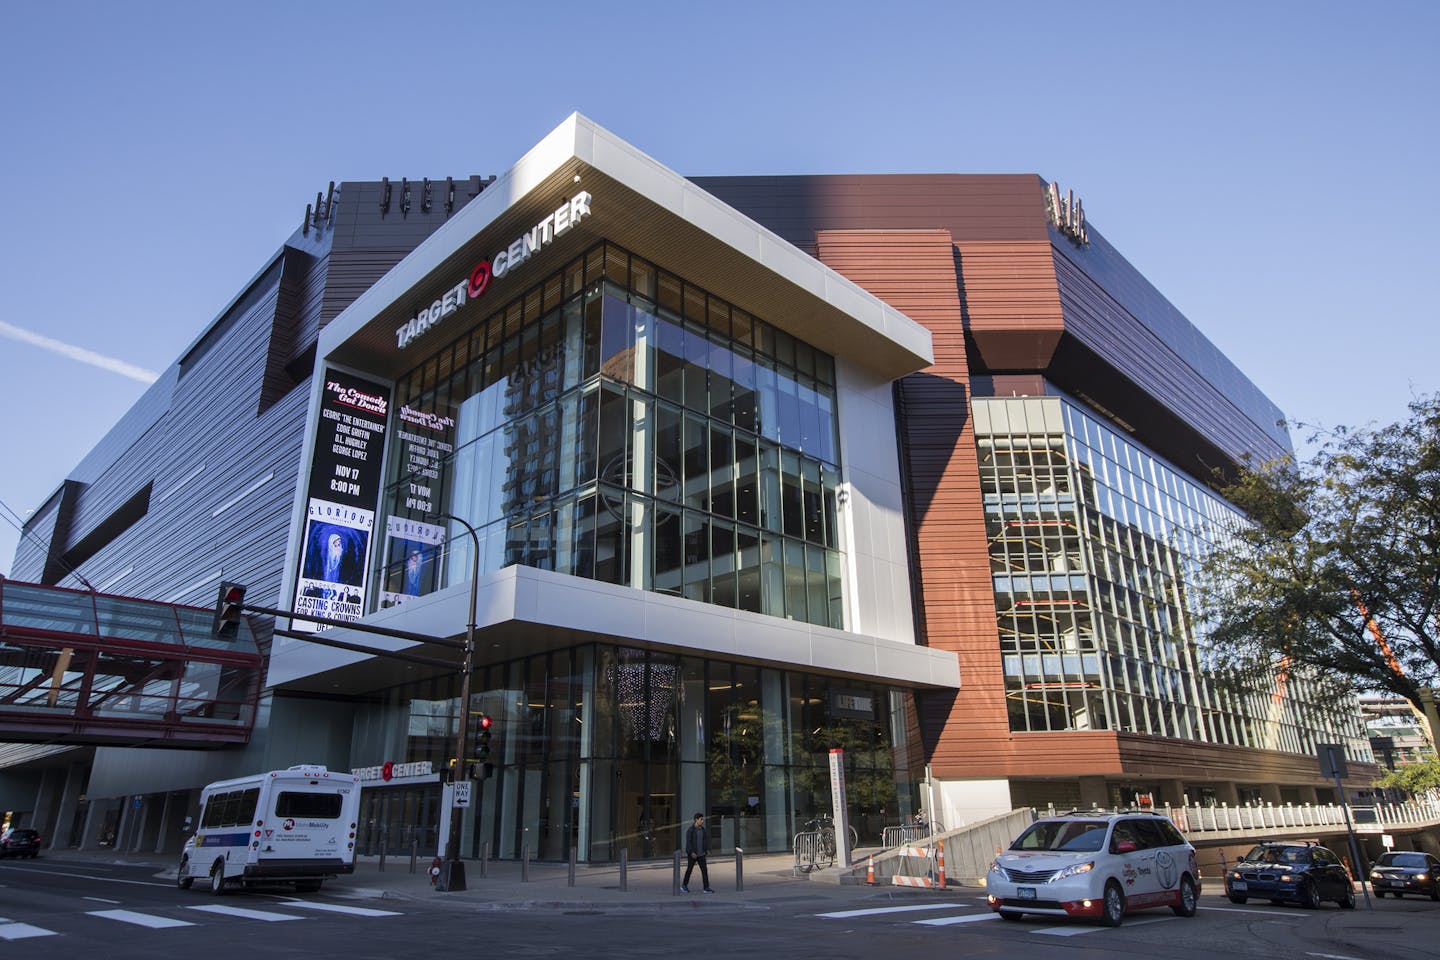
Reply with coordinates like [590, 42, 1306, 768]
[2, 0, 1436, 575]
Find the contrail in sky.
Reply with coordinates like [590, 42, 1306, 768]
[0, 319, 160, 384]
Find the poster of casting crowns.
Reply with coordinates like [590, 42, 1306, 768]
[379, 515, 446, 609]
[292, 370, 390, 632]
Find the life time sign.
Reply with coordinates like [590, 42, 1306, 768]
[395, 190, 593, 350]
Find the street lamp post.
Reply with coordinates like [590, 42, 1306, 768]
[433, 512, 479, 893]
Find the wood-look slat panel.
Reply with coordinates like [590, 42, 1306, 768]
[815, 229, 1007, 778]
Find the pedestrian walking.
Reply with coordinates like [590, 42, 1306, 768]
[681, 812, 714, 893]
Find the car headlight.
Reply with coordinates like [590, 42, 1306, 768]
[1280, 874, 1294, 882]
[1369, 872, 1381, 880]
[1230, 871, 1241, 879]
[988, 858, 1001, 875]
[1417, 873, 1429, 882]
[1054, 861, 1094, 881]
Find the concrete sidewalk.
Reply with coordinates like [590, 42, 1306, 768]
[39, 847, 978, 913]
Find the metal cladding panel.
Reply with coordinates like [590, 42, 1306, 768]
[692, 174, 1050, 248]
[813, 229, 1003, 774]
[1050, 238, 1291, 464]
[696, 174, 1292, 473]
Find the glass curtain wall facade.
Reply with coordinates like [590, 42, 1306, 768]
[975, 395, 1370, 761]
[349, 644, 923, 862]
[378, 242, 845, 628]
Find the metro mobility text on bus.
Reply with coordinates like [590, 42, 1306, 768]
[177, 764, 360, 895]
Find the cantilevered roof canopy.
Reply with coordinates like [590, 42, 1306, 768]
[321, 113, 934, 383]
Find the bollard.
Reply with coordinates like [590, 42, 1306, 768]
[735, 847, 744, 892]
[481, 841, 489, 879]
[569, 845, 577, 887]
[378, 844, 386, 873]
[620, 848, 629, 892]
[410, 838, 418, 874]
[522, 844, 530, 883]
[673, 849, 682, 895]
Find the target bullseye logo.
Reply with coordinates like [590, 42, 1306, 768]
[382, 761, 394, 782]
[468, 260, 492, 299]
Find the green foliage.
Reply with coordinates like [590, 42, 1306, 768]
[1193, 394, 1440, 712]
[1374, 758, 1440, 795]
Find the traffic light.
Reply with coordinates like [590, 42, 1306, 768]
[476, 713, 493, 760]
[212, 582, 247, 638]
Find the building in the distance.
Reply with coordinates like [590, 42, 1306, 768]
[1, 115, 1373, 860]
[1361, 695, 1436, 769]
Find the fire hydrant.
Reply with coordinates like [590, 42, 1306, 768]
[429, 856, 443, 886]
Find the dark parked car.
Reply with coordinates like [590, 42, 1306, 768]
[1369, 851, 1440, 900]
[0, 827, 42, 859]
[1225, 842, 1355, 909]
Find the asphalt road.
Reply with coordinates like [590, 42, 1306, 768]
[3, 857, 1438, 960]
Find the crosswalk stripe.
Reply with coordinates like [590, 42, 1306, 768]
[1032, 916, 1177, 937]
[817, 903, 969, 919]
[0, 923, 58, 940]
[913, 913, 1001, 926]
[87, 909, 196, 928]
[276, 901, 401, 918]
[186, 905, 305, 922]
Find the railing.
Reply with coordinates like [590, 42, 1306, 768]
[1041, 796, 1440, 837]
[881, 823, 945, 848]
[793, 829, 834, 874]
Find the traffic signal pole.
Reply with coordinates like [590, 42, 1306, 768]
[434, 512, 479, 893]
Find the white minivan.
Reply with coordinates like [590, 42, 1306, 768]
[177, 764, 360, 895]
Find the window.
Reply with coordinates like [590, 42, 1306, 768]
[274, 792, 344, 819]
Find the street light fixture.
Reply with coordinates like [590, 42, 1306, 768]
[433, 511, 479, 893]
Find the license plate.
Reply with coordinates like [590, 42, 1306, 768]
[1017, 887, 1037, 900]
[1231, 881, 1248, 891]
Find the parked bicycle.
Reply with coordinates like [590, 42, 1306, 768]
[801, 814, 859, 858]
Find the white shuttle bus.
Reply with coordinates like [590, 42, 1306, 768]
[177, 764, 360, 895]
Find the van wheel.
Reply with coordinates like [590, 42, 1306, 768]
[295, 880, 323, 893]
[1100, 880, 1125, 926]
[177, 855, 193, 890]
[1172, 875, 1198, 917]
[209, 861, 227, 896]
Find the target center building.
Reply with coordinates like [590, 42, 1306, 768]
[3, 114, 1373, 860]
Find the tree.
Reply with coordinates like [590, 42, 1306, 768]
[1375, 758, 1440, 796]
[1192, 394, 1440, 722]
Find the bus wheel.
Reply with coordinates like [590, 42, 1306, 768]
[177, 855, 193, 890]
[209, 861, 228, 896]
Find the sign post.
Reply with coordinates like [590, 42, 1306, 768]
[829, 748, 852, 870]
[1318, 743, 1372, 911]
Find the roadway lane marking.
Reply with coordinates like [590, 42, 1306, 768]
[1307, 954, 1366, 960]
[0, 923, 58, 940]
[87, 909, 196, 928]
[1032, 916, 1177, 937]
[817, 903, 969, 919]
[83, 897, 122, 904]
[913, 913, 1002, 926]
[275, 901, 402, 917]
[0, 864, 170, 887]
[1202, 906, 1302, 917]
[186, 905, 305, 922]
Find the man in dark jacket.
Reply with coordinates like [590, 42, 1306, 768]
[681, 812, 714, 893]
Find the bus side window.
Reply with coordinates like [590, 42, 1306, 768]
[237, 788, 260, 826]
[216, 791, 241, 827]
[200, 796, 219, 829]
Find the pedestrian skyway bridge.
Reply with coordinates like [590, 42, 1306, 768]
[0, 578, 262, 746]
